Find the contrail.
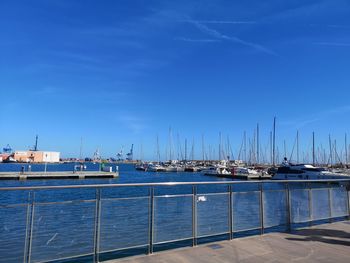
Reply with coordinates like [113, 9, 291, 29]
[190, 20, 277, 56]
[175, 37, 221, 42]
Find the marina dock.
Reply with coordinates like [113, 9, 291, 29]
[107, 221, 350, 263]
[0, 171, 119, 180]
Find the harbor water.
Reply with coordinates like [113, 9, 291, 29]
[0, 163, 349, 263]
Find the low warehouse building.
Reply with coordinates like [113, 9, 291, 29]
[13, 151, 60, 163]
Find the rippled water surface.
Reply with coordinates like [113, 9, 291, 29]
[0, 163, 348, 263]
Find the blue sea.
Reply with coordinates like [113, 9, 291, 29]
[0, 163, 348, 263]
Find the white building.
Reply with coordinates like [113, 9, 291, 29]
[13, 151, 60, 163]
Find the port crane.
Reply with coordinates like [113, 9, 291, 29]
[93, 148, 101, 162]
[117, 146, 124, 161]
[126, 144, 134, 161]
[30, 135, 39, 151]
[2, 144, 12, 154]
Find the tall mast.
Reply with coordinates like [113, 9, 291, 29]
[219, 132, 222, 160]
[227, 135, 232, 160]
[140, 140, 143, 161]
[334, 139, 340, 164]
[345, 133, 348, 164]
[248, 138, 252, 165]
[270, 131, 273, 165]
[201, 134, 205, 162]
[272, 117, 276, 166]
[79, 137, 83, 160]
[156, 135, 160, 163]
[253, 129, 256, 164]
[191, 138, 195, 161]
[312, 132, 315, 166]
[296, 130, 299, 163]
[184, 138, 187, 162]
[244, 131, 247, 164]
[208, 145, 211, 161]
[177, 133, 183, 160]
[329, 134, 332, 165]
[169, 127, 172, 161]
[257, 123, 259, 164]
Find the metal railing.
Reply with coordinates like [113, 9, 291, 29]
[0, 179, 350, 263]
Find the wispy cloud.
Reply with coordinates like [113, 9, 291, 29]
[186, 20, 277, 56]
[313, 42, 350, 47]
[175, 37, 221, 43]
[281, 105, 350, 129]
[48, 50, 101, 64]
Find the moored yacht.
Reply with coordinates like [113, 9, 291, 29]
[272, 163, 349, 180]
[202, 166, 231, 176]
[147, 163, 167, 172]
[135, 162, 148, 171]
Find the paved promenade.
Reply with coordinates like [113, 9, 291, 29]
[108, 221, 350, 263]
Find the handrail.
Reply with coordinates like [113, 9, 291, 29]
[0, 179, 349, 191]
[1, 178, 349, 263]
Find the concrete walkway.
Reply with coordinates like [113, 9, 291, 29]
[106, 221, 350, 263]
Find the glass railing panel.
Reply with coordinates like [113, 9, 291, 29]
[263, 190, 287, 228]
[30, 201, 95, 262]
[290, 189, 310, 223]
[99, 197, 149, 252]
[311, 188, 330, 220]
[232, 191, 261, 232]
[197, 193, 229, 237]
[331, 187, 348, 218]
[153, 195, 192, 244]
[0, 205, 27, 263]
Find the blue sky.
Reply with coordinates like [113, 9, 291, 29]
[1, 0, 350, 161]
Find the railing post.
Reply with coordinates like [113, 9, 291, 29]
[25, 192, 35, 263]
[192, 185, 197, 246]
[328, 183, 333, 223]
[23, 191, 34, 263]
[347, 182, 350, 220]
[308, 182, 313, 226]
[286, 183, 291, 232]
[259, 183, 264, 235]
[148, 187, 154, 254]
[23, 192, 30, 263]
[93, 188, 102, 263]
[228, 185, 233, 240]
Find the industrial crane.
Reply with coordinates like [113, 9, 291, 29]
[126, 144, 134, 161]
